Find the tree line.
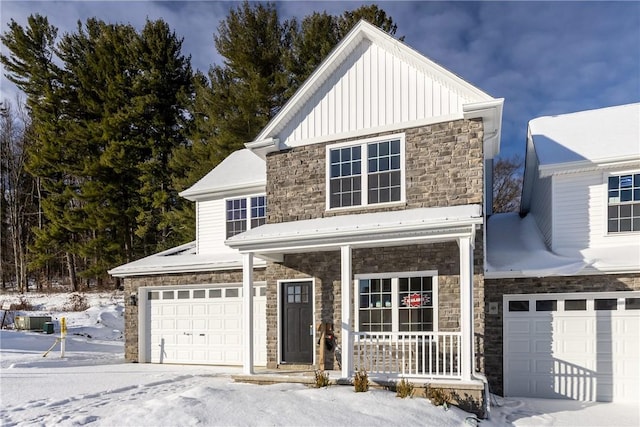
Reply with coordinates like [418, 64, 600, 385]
[0, 2, 400, 292]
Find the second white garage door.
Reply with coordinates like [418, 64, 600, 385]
[142, 285, 267, 366]
[503, 291, 640, 402]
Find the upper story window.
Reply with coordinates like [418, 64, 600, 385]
[607, 173, 640, 233]
[226, 195, 266, 238]
[327, 134, 404, 209]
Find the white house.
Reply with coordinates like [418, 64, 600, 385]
[484, 103, 640, 403]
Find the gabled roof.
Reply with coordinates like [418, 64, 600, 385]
[247, 20, 503, 159]
[529, 103, 640, 176]
[179, 149, 265, 201]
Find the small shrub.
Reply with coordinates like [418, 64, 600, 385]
[10, 295, 33, 311]
[353, 368, 369, 392]
[395, 378, 414, 398]
[426, 386, 452, 407]
[63, 293, 89, 312]
[313, 370, 331, 388]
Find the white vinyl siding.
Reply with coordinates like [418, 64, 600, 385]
[552, 170, 640, 253]
[529, 171, 553, 248]
[279, 40, 470, 147]
[197, 199, 235, 255]
[552, 173, 595, 251]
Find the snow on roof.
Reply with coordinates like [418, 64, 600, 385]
[227, 205, 483, 252]
[107, 241, 266, 277]
[179, 149, 265, 201]
[486, 213, 588, 278]
[529, 103, 640, 168]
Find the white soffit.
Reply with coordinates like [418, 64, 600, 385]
[249, 20, 497, 154]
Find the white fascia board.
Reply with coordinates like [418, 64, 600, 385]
[251, 20, 495, 148]
[462, 98, 504, 159]
[180, 182, 266, 202]
[227, 219, 481, 254]
[244, 138, 280, 158]
[251, 22, 367, 143]
[109, 258, 267, 278]
[538, 158, 640, 178]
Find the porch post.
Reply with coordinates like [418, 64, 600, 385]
[458, 236, 474, 381]
[340, 245, 352, 378]
[242, 252, 254, 375]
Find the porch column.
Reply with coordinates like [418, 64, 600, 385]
[340, 245, 353, 378]
[458, 236, 474, 381]
[242, 252, 254, 375]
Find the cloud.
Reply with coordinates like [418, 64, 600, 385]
[1, 0, 638, 161]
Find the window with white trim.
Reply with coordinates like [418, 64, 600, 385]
[607, 173, 640, 233]
[226, 195, 267, 238]
[327, 135, 404, 209]
[357, 273, 437, 333]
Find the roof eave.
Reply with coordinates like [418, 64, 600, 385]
[180, 181, 266, 201]
[462, 98, 504, 159]
[226, 217, 482, 254]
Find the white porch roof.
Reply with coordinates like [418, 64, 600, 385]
[108, 241, 266, 277]
[226, 205, 482, 257]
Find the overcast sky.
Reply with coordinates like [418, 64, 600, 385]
[1, 1, 639, 160]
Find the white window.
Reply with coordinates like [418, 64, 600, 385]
[327, 134, 405, 209]
[356, 272, 438, 333]
[226, 195, 267, 238]
[607, 173, 640, 233]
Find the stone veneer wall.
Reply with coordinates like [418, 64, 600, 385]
[266, 119, 484, 222]
[122, 269, 266, 362]
[484, 273, 640, 396]
[263, 117, 486, 369]
[265, 239, 485, 369]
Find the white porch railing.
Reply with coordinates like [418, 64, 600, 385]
[353, 331, 462, 379]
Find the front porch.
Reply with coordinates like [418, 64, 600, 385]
[354, 331, 462, 379]
[226, 206, 483, 385]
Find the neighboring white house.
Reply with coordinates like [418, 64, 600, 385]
[484, 103, 640, 403]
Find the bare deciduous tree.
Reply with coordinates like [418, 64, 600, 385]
[1, 98, 37, 292]
[493, 156, 523, 213]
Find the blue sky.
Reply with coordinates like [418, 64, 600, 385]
[1, 1, 639, 160]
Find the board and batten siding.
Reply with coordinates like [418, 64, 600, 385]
[196, 199, 235, 255]
[279, 40, 472, 146]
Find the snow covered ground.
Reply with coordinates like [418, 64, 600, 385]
[0, 292, 638, 427]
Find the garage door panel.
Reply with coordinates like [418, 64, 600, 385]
[507, 320, 531, 333]
[534, 319, 552, 334]
[504, 292, 640, 403]
[192, 305, 207, 315]
[145, 285, 267, 366]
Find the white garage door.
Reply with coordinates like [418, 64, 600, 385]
[504, 291, 640, 402]
[142, 285, 267, 366]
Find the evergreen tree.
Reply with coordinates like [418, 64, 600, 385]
[173, 3, 400, 241]
[0, 15, 76, 288]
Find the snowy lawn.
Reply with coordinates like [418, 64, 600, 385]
[0, 292, 638, 427]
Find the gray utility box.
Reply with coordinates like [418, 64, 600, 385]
[15, 316, 52, 331]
